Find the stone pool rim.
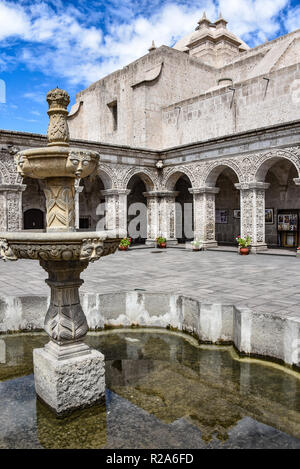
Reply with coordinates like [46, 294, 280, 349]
[0, 290, 299, 371]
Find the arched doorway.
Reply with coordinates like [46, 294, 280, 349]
[264, 159, 300, 248]
[127, 175, 147, 244]
[79, 175, 106, 230]
[215, 168, 240, 245]
[175, 175, 193, 243]
[24, 209, 44, 230]
[22, 178, 46, 230]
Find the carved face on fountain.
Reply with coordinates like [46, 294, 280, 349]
[80, 238, 104, 262]
[67, 151, 93, 178]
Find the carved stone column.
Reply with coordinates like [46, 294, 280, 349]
[101, 189, 130, 236]
[235, 182, 270, 252]
[0, 184, 26, 231]
[75, 185, 83, 230]
[143, 192, 160, 246]
[189, 187, 220, 248]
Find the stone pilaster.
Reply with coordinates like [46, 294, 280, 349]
[101, 189, 130, 236]
[189, 187, 220, 248]
[160, 191, 179, 244]
[0, 184, 26, 231]
[235, 182, 270, 252]
[145, 191, 179, 245]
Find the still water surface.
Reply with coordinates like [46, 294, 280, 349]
[0, 329, 299, 449]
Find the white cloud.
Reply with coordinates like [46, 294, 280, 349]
[0, 0, 296, 87]
[285, 5, 300, 33]
[0, 2, 30, 41]
[219, 0, 288, 43]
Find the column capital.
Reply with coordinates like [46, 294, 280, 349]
[0, 184, 27, 192]
[143, 191, 179, 198]
[75, 186, 84, 193]
[293, 178, 300, 186]
[100, 189, 131, 196]
[234, 182, 270, 191]
[189, 186, 220, 195]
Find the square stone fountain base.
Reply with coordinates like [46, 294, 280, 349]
[33, 341, 105, 416]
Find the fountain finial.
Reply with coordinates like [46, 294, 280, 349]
[46, 88, 70, 147]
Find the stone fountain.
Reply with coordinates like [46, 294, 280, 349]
[0, 88, 125, 415]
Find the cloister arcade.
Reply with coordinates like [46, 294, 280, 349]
[1, 142, 300, 252]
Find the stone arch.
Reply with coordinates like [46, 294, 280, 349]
[123, 167, 157, 191]
[163, 167, 194, 191]
[96, 163, 114, 189]
[203, 160, 243, 187]
[126, 171, 152, 244]
[254, 149, 300, 182]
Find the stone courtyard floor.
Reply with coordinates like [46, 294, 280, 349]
[0, 247, 300, 319]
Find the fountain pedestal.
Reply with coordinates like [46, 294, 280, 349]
[33, 343, 105, 416]
[33, 258, 105, 415]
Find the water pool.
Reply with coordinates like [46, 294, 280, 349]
[0, 329, 299, 449]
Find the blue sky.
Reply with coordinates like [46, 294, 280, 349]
[0, 0, 299, 135]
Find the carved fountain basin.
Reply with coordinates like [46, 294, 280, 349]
[16, 146, 99, 179]
[0, 230, 125, 263]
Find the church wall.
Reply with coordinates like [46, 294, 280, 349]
[68, 47, 216, 149]
[162, 64, 300, 148]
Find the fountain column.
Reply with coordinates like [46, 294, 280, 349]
[12, 88, 115, 415]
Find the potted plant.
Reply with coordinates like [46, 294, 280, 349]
[236, 235, 252, 255]
[119, 237, 131, 251]
[191, 238, 203, 251]
[156, 236, 167, 248]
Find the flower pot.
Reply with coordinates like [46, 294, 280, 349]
[158, 243, 166, 248]
[240, 247, 250, 255]
[192, 247, 200, 251]
[119, 245, 128, 251]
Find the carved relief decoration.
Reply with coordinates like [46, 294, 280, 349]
[47, 113, 70, 144]
[0, 239, 18, 261]
[0, 237, 120, 262]
[44, 185, 75, 230]
[205, 193, 216, 240]
[0, 153, 21, 184]
[6, 192, 21, 231]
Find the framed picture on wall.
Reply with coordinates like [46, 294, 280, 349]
[216, 209, 228, 224]
[233, 209, 240, 219]
[265, 208, 274, 224]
